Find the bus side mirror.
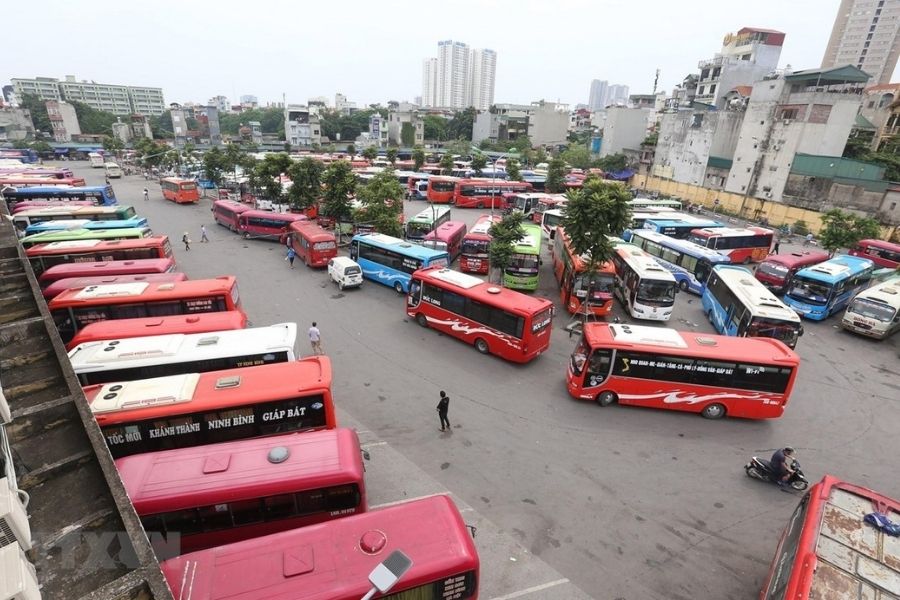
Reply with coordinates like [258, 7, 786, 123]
[799, 326, 804, 336]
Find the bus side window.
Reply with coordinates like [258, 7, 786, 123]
[350, 242, 358, 260]
[408, 280, 422, 306]
[587, 349, 612, 386]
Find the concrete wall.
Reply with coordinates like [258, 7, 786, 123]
[529, 104, 569, 147]
[601, 107, 649, 157]
[653, 110, 743, 185]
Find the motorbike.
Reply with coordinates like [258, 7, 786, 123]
[744, 456, 809, 491]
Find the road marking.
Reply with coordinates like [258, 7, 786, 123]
[369, 492, 449, 510]
[488, 579, 570, 600]
[360, 441, 387, 448]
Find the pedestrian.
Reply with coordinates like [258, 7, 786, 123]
[286, 246, 296, 268]
[437, 391, 451, 432]
[200, 225, 209, 243]
[308, 322, 323, 355]
[772, 239, 780, 255]
[804, 232, 814, 247]
[105, 175, 110, 185]
[182, 231, 191, 251]
[143, 188, 149, 201]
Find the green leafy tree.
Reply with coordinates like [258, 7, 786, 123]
[149, 112, 174, 138]
[223, 143, 245, 179]
[560, 145, 592, 170]
[30, 140, 53, 154]
[471, 154, 487, 176]
[592, 153, 628, 172]
[488, 212, 527, 285]
[286, 158, 324, 211]
[321, 160, 357, 224]
[447, 107, 476, 140]
[18, 94, 51, 134]
[534, 147, 548, 165]
[506, 158, 522, 182]
[386, 148, 398, 165]
[400, 123, 416, 147]
[217, 107, 286, 135]
[346, 144, 356, 157]
[439, 152, 455, 175]
[818, 209, 883, 257]
[248, 153, 292, 201]
[446, 139, 472, 159]
[362, 146, 378, 161]
[202, 146, 229, 187]
[283, 142, 292, 153]
[642, 132, 659, 146]
[69, 100, 118, 135]
[102, 136, 124, 153]
[423, 115, 448, 141]
[792, 220, 809, 236]
[545, 158, 567, 193]
[412, 147, 426, 171]
[354, 170, 405, 237]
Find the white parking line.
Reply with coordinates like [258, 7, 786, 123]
[360, 441, 387, 448]
[369, 492, 449, 510]
[488, 579, 570, 600]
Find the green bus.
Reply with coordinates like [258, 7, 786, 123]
[405, 206, 452, 242]
[504, 223, 542, 291]
[21, 227, 153, 249]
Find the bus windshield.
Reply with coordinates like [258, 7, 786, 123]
[509, 252, 539, 273]
[749, 317, 802, 344]
[638, 280, 676, 304]
[575, 272, 616, 298]
[407, 221, 432, 238]
[846, 297, 896, 322]
[461, 238, 489, 256]
[786, 276, 832, 305]
[757, 261, 789, 279]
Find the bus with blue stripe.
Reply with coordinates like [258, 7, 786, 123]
[350, 233, 450, 293]
[642, 214, 723, 239]
[702, 265, 803, 349]
[25, 217, 148, 236]
[2, 184, 118, 206]
[783, 255, 875, 320]
[627, 229, 730, 294]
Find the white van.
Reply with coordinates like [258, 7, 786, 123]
[104, 163, 123, 178]
[328, 256, 363, 290]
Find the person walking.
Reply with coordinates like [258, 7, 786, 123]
[200, 225, 209, 243]
[772, 239, 780, 255]
[143, 188, 149, 201]
[286, 246, 296, 268]
[308, 322, 323, 355]
[182, 231, 191, 251]
[437, 391, 451, 432]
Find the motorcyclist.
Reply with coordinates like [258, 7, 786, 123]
[770, 446, 796, 486]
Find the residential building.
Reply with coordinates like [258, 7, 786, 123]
[284, 104, 321, 146]
[111, 119, 132, 144]
[204, 107, 222, 146]
[170, 104, 189, 147]
[472, 101, 569, 147]
[588, 79, 609, 111]
[606, 84, 630, 106]
[2, 85, 17, 106]
[599, 108, 652, 157]
[0, 107, 35, 141]
[368, 114, 389, 147]
[45, 100, 80, 142]
[421, 56, 438, 106]
[469, 48, 497, 111]
[335, 93, 357, 114]
[128, 86, 166, 115]
[387, 103, 425, 146]
[11, 75, 165, 115]
[570, 107, 593, 133]
[695, 27, 785, 109]
[821, 0, 900, 85]
[240, 94, 258, 108]
[859, 82, 900, 147]
[437, 40, 470, 108]
[248, 121, 263, 145]
[421, 40, 497, 109]
[308, 96, 329, 114]
[877, 95, 900, 150]
[11, 77, 62, 101]
[208, 95, 230, 113]
[130, 114, 152, 140]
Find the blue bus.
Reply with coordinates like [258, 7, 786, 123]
[782, 255, 875, 320]
[3, 185, 118, 207]
[350, 233, 450, 293]
[627, 229, 730, 294]
[25, 216, 149, 236]
[642, 215, 724, 239]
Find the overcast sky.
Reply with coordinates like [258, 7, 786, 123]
[6, 0, 897, 109]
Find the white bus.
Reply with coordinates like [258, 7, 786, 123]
[88, 152, 105, 168]
[540, 208, 565, 240]
[840, 277, 900, 340]
[610, 246, 677, 321]
[68, 323, 298, 385]
[104, 163, 123, 178]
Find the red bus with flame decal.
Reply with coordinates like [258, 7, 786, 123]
[459, 214, 501, 274]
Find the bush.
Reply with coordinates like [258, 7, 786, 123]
[793, 220, 809, 236]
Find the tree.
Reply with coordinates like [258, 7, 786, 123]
[354, 170, 405, 237]
[321, 160, 357, 226]
[560, 145, 592, 170]
[818, 209, 882, 256]
[18, 94, 51, 134]
[69, 100, 118, 135]
[471, 154, 487, 176]
[412, 146, 426, 171]
[439, 152, 455, 175]
[202, 147, 229, 187]
[285, 157, 324, 211]
[545, 158, 567, 193]
[386, 148, 398, 165]
[102, 136, 125, 153]
[593, 153, 628, 172]
[346, 144, 356, 157]
[362, 146, 378, 161]
[506, 158, 522, 182]
[400, 122, 416, 147]
[488, 212, 526, 285]
[423, 115, 448, 141]
[248, 152, 292, 202]
[29, 140, 53, 154]
[447, 107, 476, 140]
[223, 143, 245, 179]
[534, 147, 548, 165]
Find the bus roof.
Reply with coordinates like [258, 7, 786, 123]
[26, 235, 170, 257]
[288, 220, 335, 241]
[855, 238, 900, 251]
[466, 214, 501, 236]
[21, 227, 149, 245]
[513, 223, 542, 253]
[711, 265, 800, 323]
[160, 494, 478, 600]
[795, 255, 875, 284]
[630, 229, 731, 262]
[13, 205, 131, 218]
[68, 322, 297, 374]
[416, 267, 554, 314]
[584, 323, 798, 363]
[116, 428, 363, 514]
[85, 357, 332, 424]
[241, 209, 308, 222]
[39, 258, 176, 283]
[615, 246, 678, 282]
[644, 216, 723, 227]
[43, 272, 187, 300]
[160, 177, 194, 184]
[5, 184, 111, 195]
[49, 276, 236, 308]
[67, 312, 248, 350]
[212, 199, 252, 211]
[850, 277, 900, 309]
[690, 226, 774, 237]
[760, 251, 829, 270]
[353, 233, 449, 260]
[424, 220, 466, 241]
[409, 205, 452, 222]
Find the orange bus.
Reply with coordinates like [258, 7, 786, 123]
[49, 276, 243, 344]
[460, 214, 501, 274]
[26, 236, 174, 276]
[66, 312, 248, 351]
[287, 221, 337, 268]
[84, 358, 337, 458]
[425, 176, 459, 203]
[210, 199, 251, 232]
[551, 227, 617, 317]
[238, 210, 308, 241]
[160, 177, 200, 204]
[0, 176, 86, 188]
[42, 272, 187, 301]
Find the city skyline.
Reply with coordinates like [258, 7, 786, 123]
[4, 0, 899, 110]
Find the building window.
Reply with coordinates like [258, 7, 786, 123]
[710, 84, 717, 95]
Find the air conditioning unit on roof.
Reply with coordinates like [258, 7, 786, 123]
[0, 479, 32, 551]
[0, 543, 42, 600]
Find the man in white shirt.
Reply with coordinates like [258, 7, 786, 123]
[308, 322, 323, 355]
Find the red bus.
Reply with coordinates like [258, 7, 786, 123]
[687, 227, 774, 264]
[238, 210, 308, 241]
[406, 172, 430, 198]
[453, 179, 532, 209]
[407, 267, 554, 363]
[84, 358, 336, 458]
[66, 312, 247, 351]
[849, 238, 900, 269]
[460, 214, 501, 274]
[11, 200, 95, 214]
[160, 495, 479, 600]
[759, 475, 900, 599]
[567, 323, 800, 419]
[287, 221, 337, 268]
[43, 272, 187, 300]
[117, 429, 366, 556]
[161, 177, 201, 204]
[0, 167, 74, 178]
[26, 236, 174, 276]
[531, 194, 568, 224]
[422, 220, 467, 262]
[49, 276, 243, 344]
[211, 200, 251, 232]
[426, 176, 459, 203]
[551, 228, 617, 317]
[754, 251, 829, 294]
[0, 176, 86, 188]
[38, 257, 177, 287]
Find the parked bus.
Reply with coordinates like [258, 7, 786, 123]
[43, 272, 187, 301]
[759, 476, 900, 599]
[686, 226, 774, 264]
[38, 257, 177, 288]
[642, 215, 723, 239]
[611, 245, 678, 321]
[70, 323, 298, 385]
[459, 214, 501, 274]
[118, 429, 366, 556]
[754, 251, 829, 294]
[88, 152, 105, 167]
[848, 238, 900, 269]
[104, 163, 123, 178]
[160, 177, 200, 204]
[408, 267, 554, 362]
[286, 221, 337, 268]
[552, 228, 617, 317]
[627, 197, 682, 210]
[238, 210, 307, 241]
[0, 167, 73, 178]
[568, 322, 799, 419]
[425, 176, 459, 203]
[49, 275, 242, 344]
[10, 200, 95, 214]
[159, 495, 478, 600]
[21, 226, 152, 248]
[85, 358, 336, 458]
[351, 233, 450, 293]
[406, 173, 430, 199]
[0, 176, 85, 188]
[840, 276, 900, 340]
[27, 236, 173, 276]
[405, 205, 452, 242]
[505, 192, 559, 220]
[628, 211, 683, 233]
[505, 222, 543, 291]
[531, 194, 568, 224]
[783, 255, 875, 320]
[66, 312, 247, 351]
[2, 184, 117, 207]
[211, 199, 251, 232]
[453, 179, 531, 209]
[628, 229, 730, 294]
[540, 208, 565, 240]
[421, 220, 467, 262]
[701, 265, 803, 349]
[522, 173, 547, 191]
[24, 216, 148, 236]
[11, 205, 136, 232]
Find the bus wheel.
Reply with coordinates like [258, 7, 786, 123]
[474, 338, 490, 354]
[243, 231, 251, 239]
[416, 313, 428, 327]
[596, 391, 617, 407]
[701, 403, 726, 419]
[477, 202, 484, 209]
[394, 282, 404, 294]
[678, 280, 689, 292]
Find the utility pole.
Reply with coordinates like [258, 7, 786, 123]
[652, 69, 660, 96]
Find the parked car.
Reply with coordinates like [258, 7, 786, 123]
[328, 256, 363, 290]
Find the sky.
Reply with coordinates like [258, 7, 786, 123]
[5, 0, 898, 109]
